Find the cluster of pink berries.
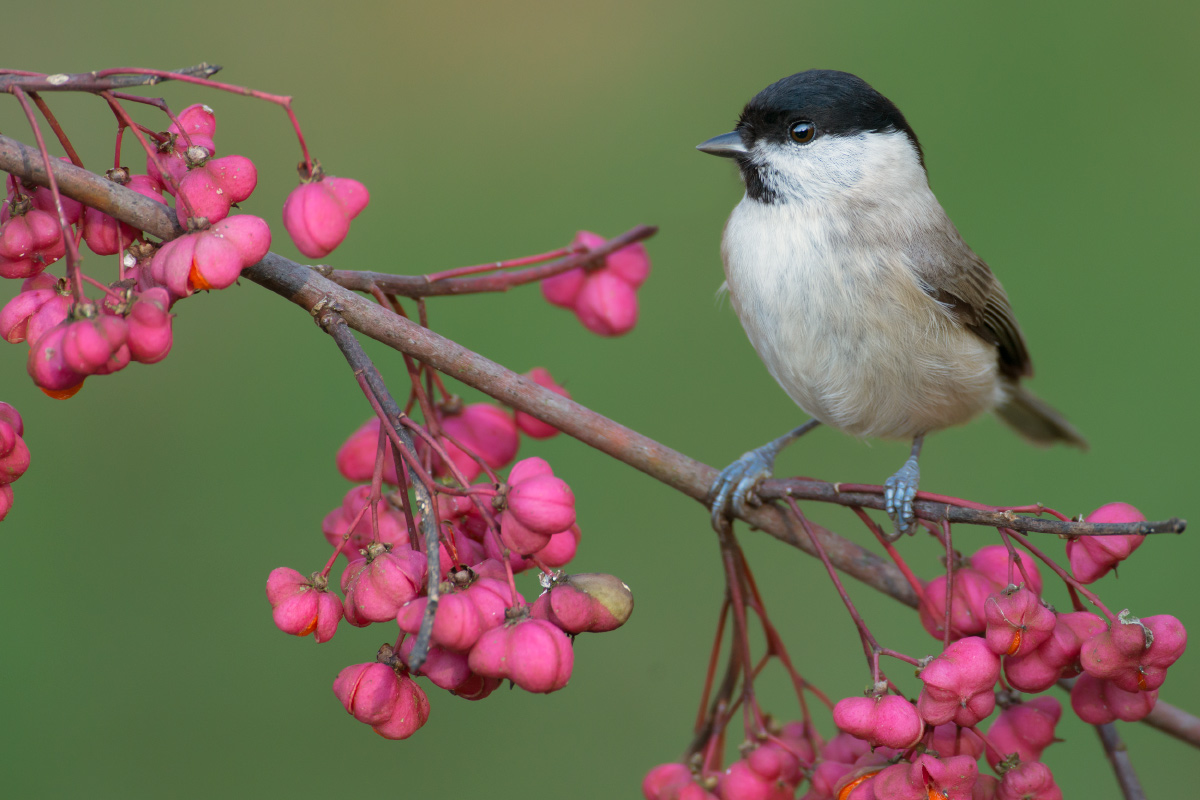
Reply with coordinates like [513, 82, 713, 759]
[0, 100, 370, 402]
[644, 503, 1187, 799]
[542, 230, 651, 336]
[0, 402, 29, 521]
[646, 716, 1058, 799]
[267, 386, 633, 738]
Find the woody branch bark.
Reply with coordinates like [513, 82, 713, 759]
[1, 135, 1195, 747]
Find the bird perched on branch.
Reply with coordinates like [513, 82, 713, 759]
[698, 69, 1085, 534]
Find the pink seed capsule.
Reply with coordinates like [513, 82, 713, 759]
[514, 367, 571, 439]
[917, 636, 1001, 727]
[281, 176, 370, 258]
[126, 288, 174, 364]
[468, 617, 574, 693]
[0, 208, 65, 279]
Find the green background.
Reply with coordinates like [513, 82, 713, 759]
[2, 1, 1196, 797]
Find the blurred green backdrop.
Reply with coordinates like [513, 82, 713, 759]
[2, 1, 1197, 797]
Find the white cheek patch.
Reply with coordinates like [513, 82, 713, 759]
[750, 131, 920, 205]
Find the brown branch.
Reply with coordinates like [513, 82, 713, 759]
[759, 480, 1185, 537]
[1139, 697, 1200, 749]
[0, 64, 221, 93]
[1095, 722, 1146, 800]
[322, 224, 658, 297]
[318, 309, 442, 672]
[3, 134, 1197, 749]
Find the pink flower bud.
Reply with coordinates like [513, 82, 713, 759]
[26, 322, 85, 399]
[833, 694, 925, 750]
[1080, 612, 1186, 692]
[996, 761, 1062, 800]
[871, 754, 978, 800]
[1070, 672, 1158, 724]
[265, 567, 342, 642]
[0, 485, 12, 521]
[281, 176, 370, 258]
[533, 523, 580, 568]
[0, 208, 65, 279]
[514, 367, 571, 439]
[1066, 503, 1146, 583]
[983, 587, 1056, 656]
[927, 722, 984, 760]
[919, 567, 999, 640]
[971, 544, 1042, 596]
[441, 403, 520, 471]
[126, 288, 173, 364]
[468, 616, 574, 693]
[1003, 611, 1105, 692]
[917, 636, 1001, 726]
[61, 315, 129, 375]
[341, 543, 426, 625]
[531, 572, 634, 634]
[176, 155, 258, 225]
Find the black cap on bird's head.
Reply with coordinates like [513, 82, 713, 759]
[697, 69, 923, 167]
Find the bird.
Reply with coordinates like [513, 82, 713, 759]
[697, 69, 1086, 535]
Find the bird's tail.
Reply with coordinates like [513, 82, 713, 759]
[996, 384, 1088, 450]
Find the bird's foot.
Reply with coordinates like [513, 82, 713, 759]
[709, 448, 776, 531]
[884, 455, 921, 538]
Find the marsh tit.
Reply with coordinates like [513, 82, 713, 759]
[698, 69, 1085, 534]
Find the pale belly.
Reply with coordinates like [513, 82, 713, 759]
[722, 202, 1004, 440]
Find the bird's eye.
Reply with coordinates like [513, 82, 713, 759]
[789, 121, 816, 144]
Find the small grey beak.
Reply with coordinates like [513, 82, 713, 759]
[696, 131, 748, 158]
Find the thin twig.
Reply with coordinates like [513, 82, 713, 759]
[1095, 722, 1146, 800]
[316, 308, 441, 672]
[324, 224, 658, 297]
[0, 64, 221, 92]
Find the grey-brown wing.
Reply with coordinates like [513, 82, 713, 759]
[909, 234, 1033, 380]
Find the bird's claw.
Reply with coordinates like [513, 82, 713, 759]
[709, 449, 774, 531]
[883, 456, 920, 538]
